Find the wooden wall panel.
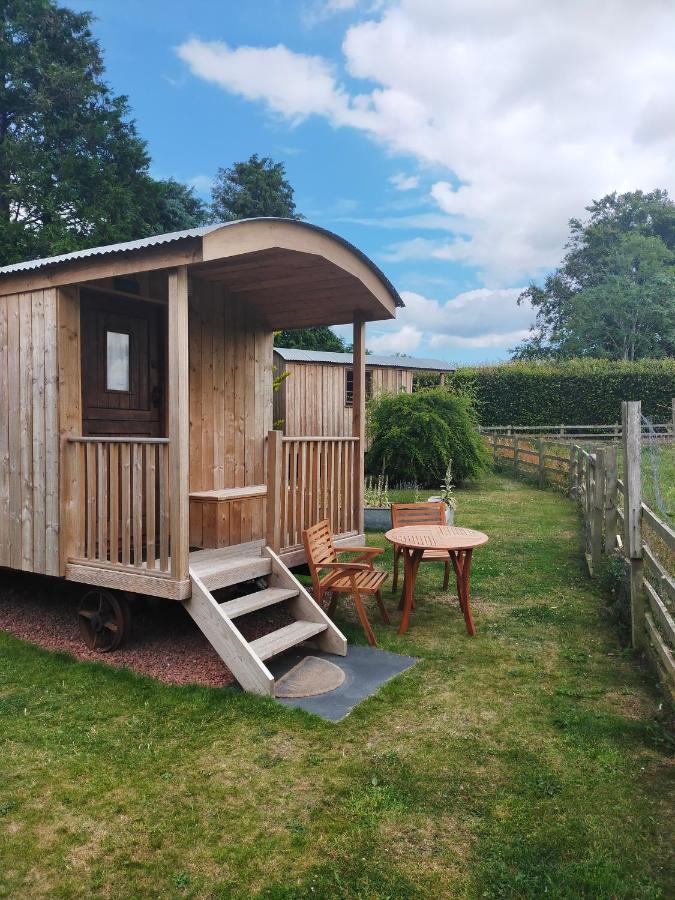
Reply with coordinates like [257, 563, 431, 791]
[0, 288, 60, 576]
[189, 282, 273, 546]
[275, 360, 415, 438]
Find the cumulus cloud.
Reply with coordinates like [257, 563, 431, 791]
[177, 0, 675, 282]
[369, 287, 532, 351]
[389, 172, 420, 191]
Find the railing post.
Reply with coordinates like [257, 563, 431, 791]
[61, 438, 82, 568]
[266, 430, 282, 553]
[622, 400, 645, 650]
[537, 439, 545, 489]
[604, 444, 618, 554]
[352, 315, 366, 535]
[168, 266, 190, 585]
[591, 447, 605, 571]
[569, 445, 577, 498]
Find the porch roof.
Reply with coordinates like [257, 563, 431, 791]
[0, 218, 403, 328]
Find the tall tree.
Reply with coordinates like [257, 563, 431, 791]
[0, 0, 207, 265]
[210, 154, 301, 222]
[514, 190, 675, 360]
[274, 327, 348, 353]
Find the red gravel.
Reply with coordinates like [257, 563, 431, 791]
[0, 572, 295, 688]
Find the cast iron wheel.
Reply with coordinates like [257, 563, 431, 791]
[78, 588, 131, 652]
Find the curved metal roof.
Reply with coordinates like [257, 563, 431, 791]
[0, 218, 404, 309]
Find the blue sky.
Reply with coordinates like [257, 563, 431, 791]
[65, 1, 674, 364]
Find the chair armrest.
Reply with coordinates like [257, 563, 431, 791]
[320, 561, 370, 571]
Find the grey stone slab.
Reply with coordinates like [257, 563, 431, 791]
[268, 644, 417, 721]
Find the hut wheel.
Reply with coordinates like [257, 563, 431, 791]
[78, 588, 131, 652]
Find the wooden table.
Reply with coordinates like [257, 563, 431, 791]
[384, 525, 489, 636]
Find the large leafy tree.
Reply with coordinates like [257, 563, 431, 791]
[274, 327, 348, 353]
[514, 190, 675, 360]
[210, 154, 301, 222]
[0, 0, 206, 265]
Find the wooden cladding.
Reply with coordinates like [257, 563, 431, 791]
[189, 281, 273, 544]
[273, 355, 413, 437]
[67, 437, 172, 574]
[271, 436, 359, 552]
[0, 289, 59, 575]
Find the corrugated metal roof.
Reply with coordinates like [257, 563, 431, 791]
[273, 347, 455, 371]
[0, 224, 223, 274]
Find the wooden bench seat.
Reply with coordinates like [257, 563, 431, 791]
[189, 485, 267, 549]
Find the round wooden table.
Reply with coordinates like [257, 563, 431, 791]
[384, 525, 489, 636]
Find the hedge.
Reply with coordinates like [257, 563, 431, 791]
[448, 359, 675, 427]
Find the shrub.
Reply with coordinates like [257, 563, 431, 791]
[451, 358, 675, 426]
[366, 388, 489, 486]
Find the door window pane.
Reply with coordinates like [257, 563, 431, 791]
[106, 331, 130, 391]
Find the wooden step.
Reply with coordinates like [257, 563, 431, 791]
[220, 587, 298, 619]
[190, 554, 271, 592]
[249, 620, 327, 662]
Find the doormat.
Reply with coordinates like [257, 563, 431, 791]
[274, 655, 346, 698]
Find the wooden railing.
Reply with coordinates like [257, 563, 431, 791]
[479, 420, 673, 442]
[66, 437, 172, 575]
[267, 433, 359, 553]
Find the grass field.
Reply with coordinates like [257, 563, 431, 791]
[1, 472, 673, 898]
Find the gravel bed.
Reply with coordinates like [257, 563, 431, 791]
[0, 572, 295, 688]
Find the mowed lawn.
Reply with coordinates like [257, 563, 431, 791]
[1, 473, 673, 898]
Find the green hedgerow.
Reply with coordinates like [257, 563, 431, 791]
[365, 388, 489, 486]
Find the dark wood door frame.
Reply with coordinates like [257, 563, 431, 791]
[80, 291, 166, 437]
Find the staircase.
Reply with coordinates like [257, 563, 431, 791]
[184, 542, 347, 696]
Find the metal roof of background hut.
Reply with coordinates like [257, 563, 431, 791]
[274, 347, 455, 371]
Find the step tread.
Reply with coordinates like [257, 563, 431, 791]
[191, 555, 272, 591]
[250, 620, 327, 662]
[221, 587, 298, 619]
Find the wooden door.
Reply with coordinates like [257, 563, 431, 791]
[81, 292, 165, 436]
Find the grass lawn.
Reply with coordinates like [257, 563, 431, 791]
[1, 472, 674, 898]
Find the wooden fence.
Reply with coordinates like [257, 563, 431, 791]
[478, 411, 674, 443]
[66, 436, 172, 575]
[486, 403, 675, 697]
[267, 433, 359, 554]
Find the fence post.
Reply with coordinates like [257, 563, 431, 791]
[513, 438, 520, 476]
[492, 435, 498, 466]
[569, 445, 577, 498]
[604, 444, 618, 554]
[591, 447, 605, 571]
[538, 439, 545, 488]
[266, 430, 282, 553]
[622, 401, 645, 650]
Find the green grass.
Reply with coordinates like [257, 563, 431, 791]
[1, 472, 674, 898]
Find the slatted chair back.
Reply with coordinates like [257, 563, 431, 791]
[303, 519, 337, 590]
[391, 502, 445, 528]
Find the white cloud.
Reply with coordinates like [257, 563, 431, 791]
[389, 172, 420, 191]
[177, 1, 675, 282]
[369, 287, 532, 351]
[368, 323, 422, 354]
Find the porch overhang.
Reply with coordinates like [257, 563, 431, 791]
[0, 218, 403, 327]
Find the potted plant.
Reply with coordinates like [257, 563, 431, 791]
[363, 474, 393, 530]
[427, 459, 456, 524]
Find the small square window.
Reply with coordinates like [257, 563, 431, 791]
[345, 369, 373, 406]
[106, 331, 130, 391]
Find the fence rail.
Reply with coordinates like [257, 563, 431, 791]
[66, 437, 172, 575]
[486, 409, 674, 698]
[479, 421, 673, 441]
[267, 432, 359, 553]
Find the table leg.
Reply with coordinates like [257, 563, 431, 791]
[450, 549, 476, 636]
[398, 548, 422, 635]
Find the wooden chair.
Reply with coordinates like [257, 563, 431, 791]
[391, 502, 451, 592]
[303, 520, 390, 646]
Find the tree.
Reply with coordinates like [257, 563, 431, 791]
[0, 1, 207, 265]
[274, 327, 348, 353]
[513, 190, 675, 360]
[210, 154, 301, 222]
